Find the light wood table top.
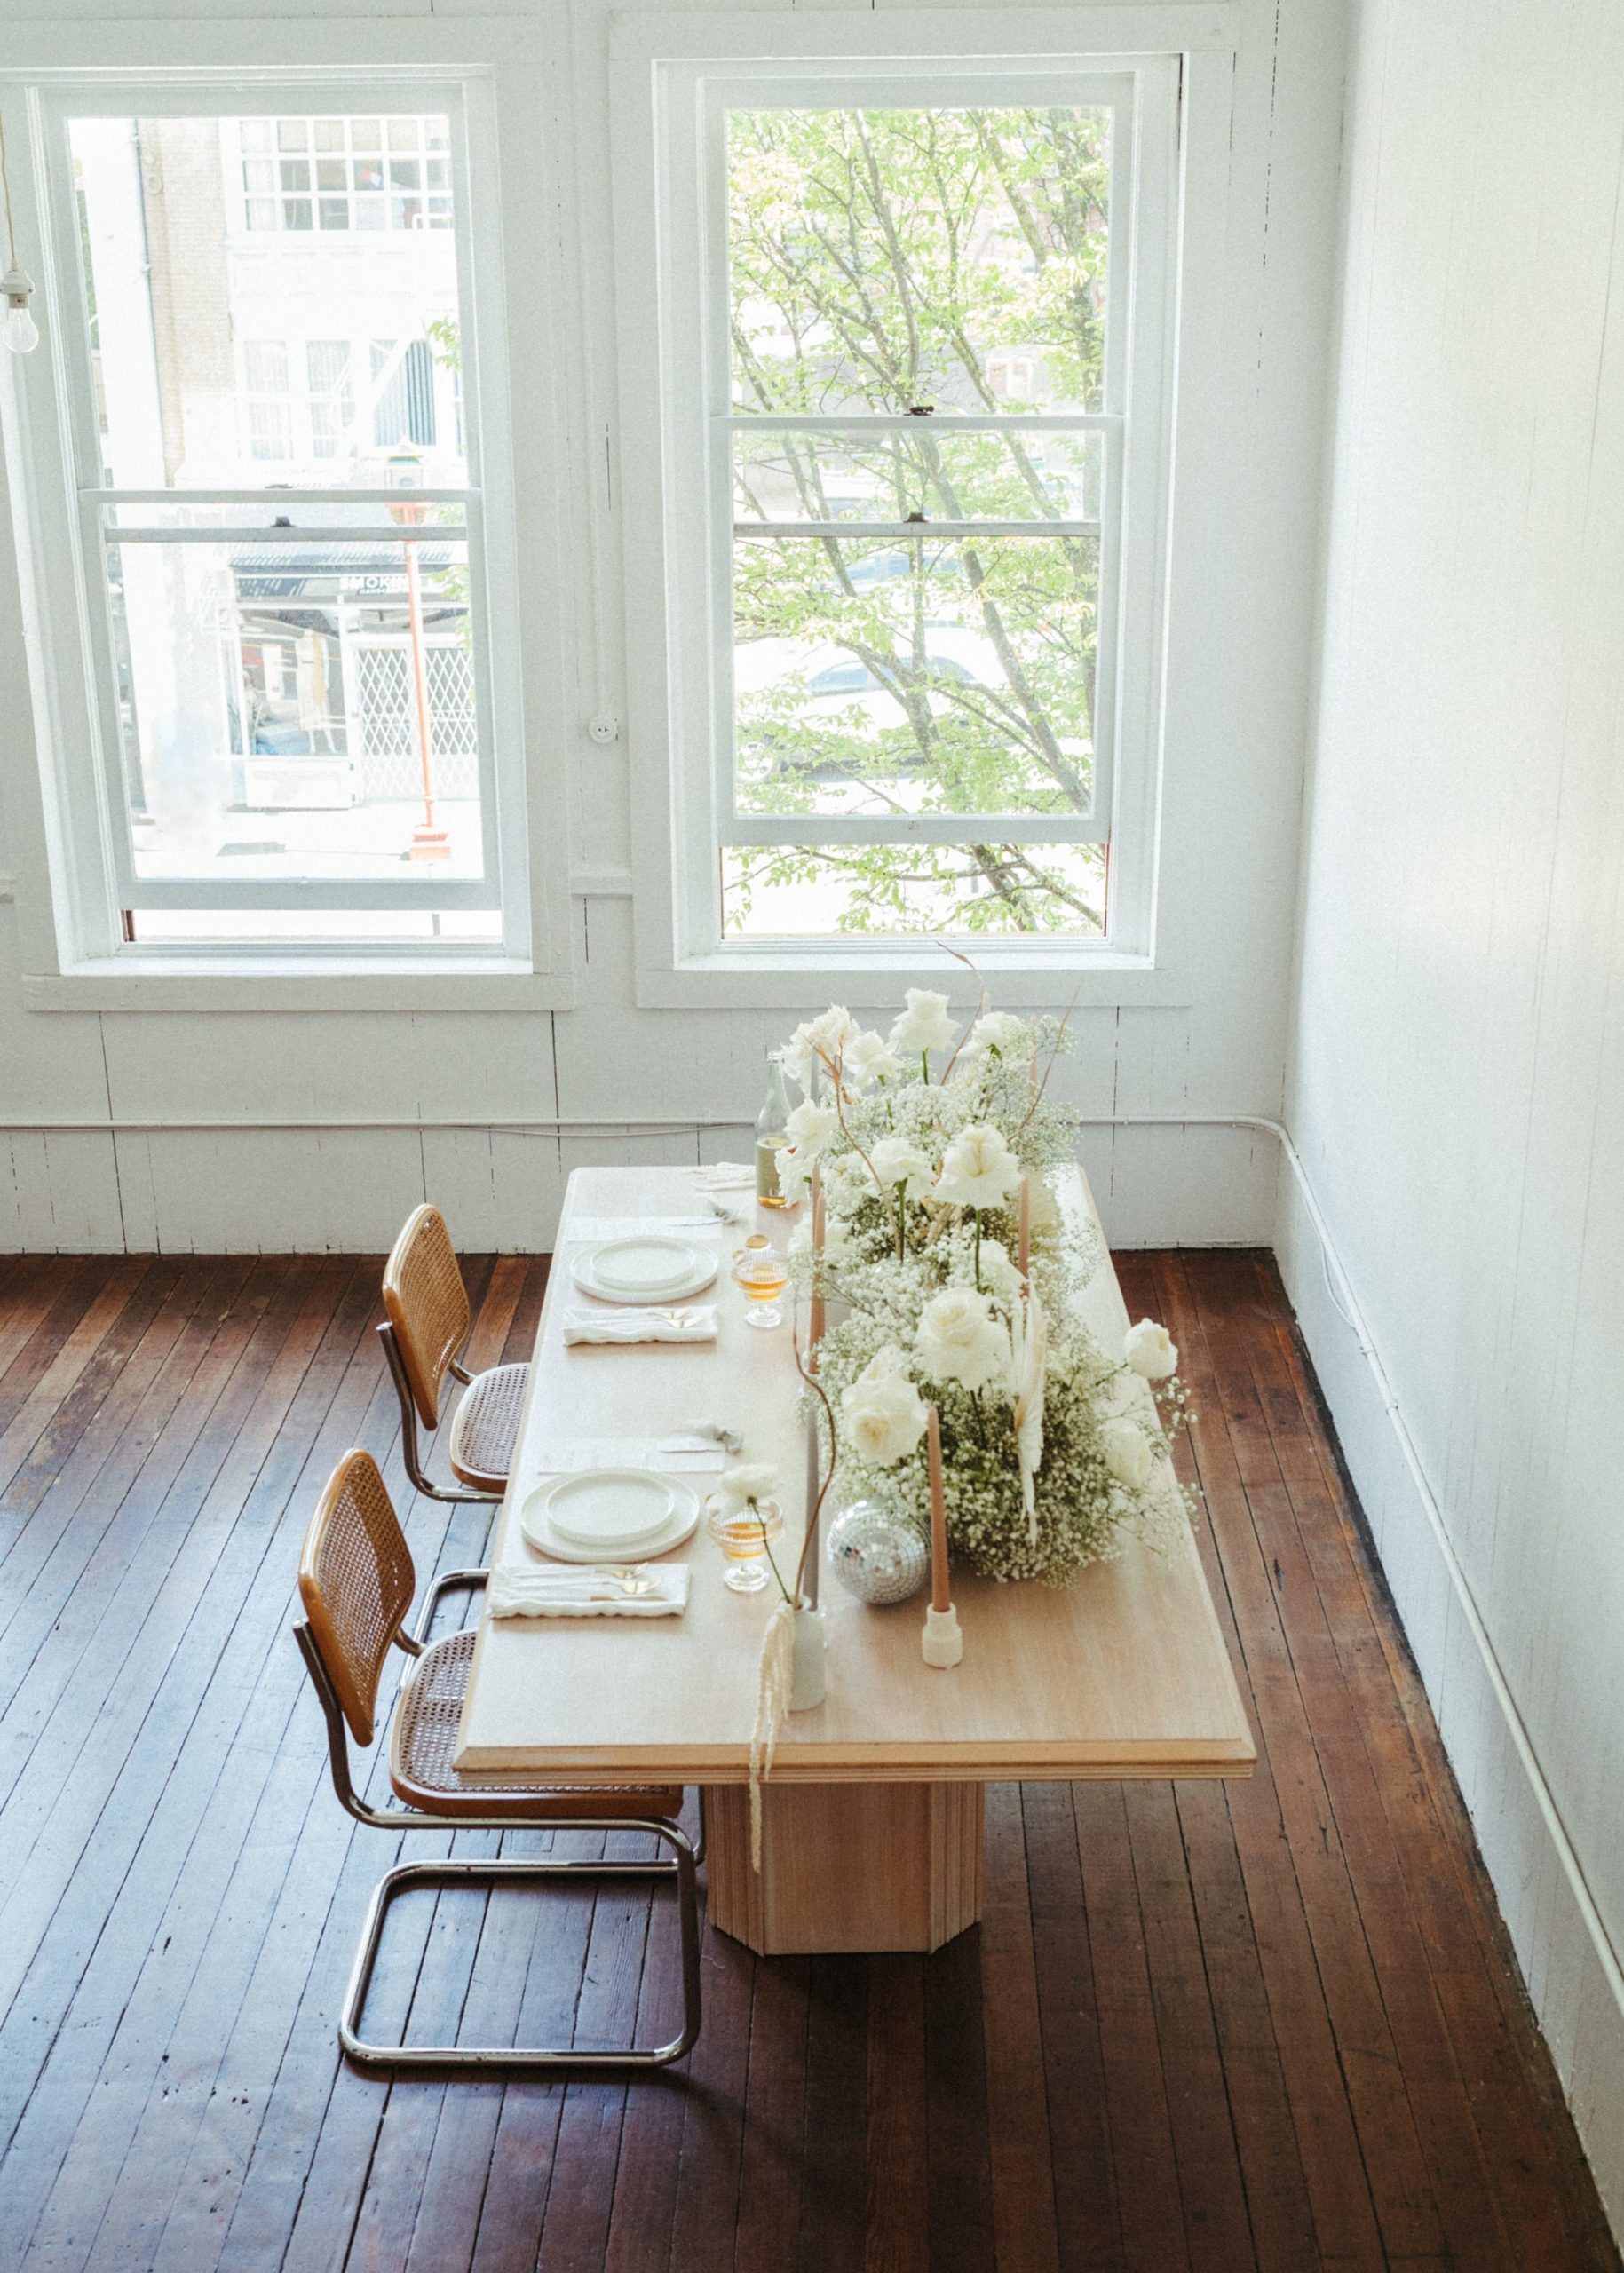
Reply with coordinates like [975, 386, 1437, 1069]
[454, 1165, 1255, 1786]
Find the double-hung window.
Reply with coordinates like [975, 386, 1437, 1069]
[621, 40, 1180, 987]
[10, 75, 524, 962]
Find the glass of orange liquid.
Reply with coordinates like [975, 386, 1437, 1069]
[706, 1499, 784, 1593]
[732, 1235, 789, 1330]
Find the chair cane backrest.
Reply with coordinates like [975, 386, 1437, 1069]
[298, 1450, 416, 1746]
[382, 1204, 471, 1430]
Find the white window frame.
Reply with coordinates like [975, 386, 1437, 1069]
[0, 22, 572, 1008]
[612, 9, 1219, 1009]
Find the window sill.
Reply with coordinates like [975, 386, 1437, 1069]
[21, 952, 575, 1014]
[634, 945, 1191, 1011]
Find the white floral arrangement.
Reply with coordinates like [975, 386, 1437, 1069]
[777, 993, 1192, 1586]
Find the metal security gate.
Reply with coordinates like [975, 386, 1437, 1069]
[348, 635, 479, 801]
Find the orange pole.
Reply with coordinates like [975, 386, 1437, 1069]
[404, 543, 436, 835]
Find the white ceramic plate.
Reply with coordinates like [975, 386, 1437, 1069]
[520, 1469, 701, 1564]
[570, 1237, 717, 1305]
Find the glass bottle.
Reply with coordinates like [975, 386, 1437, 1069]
[755, 1049, 794, 1208]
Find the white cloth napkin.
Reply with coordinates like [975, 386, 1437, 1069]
[693, 1161, 755, 1190]
[488, 1563, 690, 1618]
[561, 1304, 717, 1345]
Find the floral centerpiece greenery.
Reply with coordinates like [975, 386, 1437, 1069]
[777, 993, 1192, 1585]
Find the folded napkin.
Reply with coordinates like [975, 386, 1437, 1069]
[693, 1161, 755, 1190]
[561, 1304, 717, 1345]
[488, 1563, 690, 1618]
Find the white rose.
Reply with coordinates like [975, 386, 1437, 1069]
[1026, 1178, 1062, 1233]
[785, 1099, 838, 1159]
[890, 987, 958, 1061]
[963, 1011, 1036, 1061]
[1100, 1417, 1153, 1489]
[842, 1029, 901, 1089]
[868, 1136, 935, 1201]
[841, 1363, 929, 1466]
[718, 1461, 780, 1511]
[1123, 1319, 1178, 1380]
[779, 1145, 814, 1205]
[915, 1287, 1010, 1393]
[779, 1005, 856, 1094]
[977, 1239, 1025, 1303]
[933, 1123, 1022, 1212]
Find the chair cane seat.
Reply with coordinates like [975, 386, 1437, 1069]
[447, 1362, 528, 1492]
[389, 1628, 684, 1820]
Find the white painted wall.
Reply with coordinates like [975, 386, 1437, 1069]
[1282, 0, 1624, 2229]
[0, 0, 1347, 1255]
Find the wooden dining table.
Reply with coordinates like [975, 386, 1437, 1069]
[454, 1163, 1255, 1956]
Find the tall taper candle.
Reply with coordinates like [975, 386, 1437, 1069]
[810, 1162, 826, 1354]
[1018, 1176, 1030, 1280]
[926, 1405, 949, 1613]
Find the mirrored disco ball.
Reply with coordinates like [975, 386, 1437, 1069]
[826, 1501, 929, 1605]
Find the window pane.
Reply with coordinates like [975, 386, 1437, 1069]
[101, 514, 486, 891]
[722, 842, 1105, 938]
[733, 533, 1098, 821]
[726, 105, 1112, 416]
[732, 427, 1101, 526]
[70, 114, 466, 487]
[127, 908, 502, 943]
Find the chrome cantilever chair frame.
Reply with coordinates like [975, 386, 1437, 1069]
[295, 1569, 701, 2073]
[377, 1322, 494, 1506]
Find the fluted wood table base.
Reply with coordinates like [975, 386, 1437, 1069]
[703, 1780, 985, 1954]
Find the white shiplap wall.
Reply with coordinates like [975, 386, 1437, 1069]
[0, 0, 1349, 1254]
[1284, 0, 1624, 2230]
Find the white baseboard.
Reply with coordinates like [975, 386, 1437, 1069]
[1275, 1159, 1624, 2244]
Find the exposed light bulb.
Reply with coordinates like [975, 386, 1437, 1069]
[1, 268, 38, 355]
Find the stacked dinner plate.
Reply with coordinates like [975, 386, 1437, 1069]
[520, 1467, 701, 1563]
[570, 1233, 717, 1305]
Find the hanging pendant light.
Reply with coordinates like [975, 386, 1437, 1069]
[2, 268, 38, 356]
[0, 107, 38, 353]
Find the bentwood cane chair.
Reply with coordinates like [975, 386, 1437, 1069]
[381, 1204, 527, 1502]
[294, 1448, 701, 2071]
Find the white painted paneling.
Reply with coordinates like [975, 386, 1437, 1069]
[1286, 0, 1624, 2232]
[0, 0, 1347, 1253]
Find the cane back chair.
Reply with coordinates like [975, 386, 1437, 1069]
[381, 1204, 528, 1501]
[294, 1448, 701, 2071]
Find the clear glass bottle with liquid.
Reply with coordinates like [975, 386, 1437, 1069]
[755, 1050, 794, 1208]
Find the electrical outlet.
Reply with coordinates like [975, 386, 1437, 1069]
[588, 714, 620, 745]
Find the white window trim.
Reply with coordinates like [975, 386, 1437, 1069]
[611, 6, 1231, 1010]
[0, 19, 577, 1010]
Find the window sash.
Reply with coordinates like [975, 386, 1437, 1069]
[35, 79, 510, 931]
[79, 492, 500, 909]
[702, 78, 1134, 894]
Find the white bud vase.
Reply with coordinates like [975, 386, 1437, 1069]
[788, 1603, 826, 1710]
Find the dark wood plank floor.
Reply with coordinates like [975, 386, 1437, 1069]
[0, 1247, 1614, 2272]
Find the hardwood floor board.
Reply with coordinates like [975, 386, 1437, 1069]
[1121, 1777, 1256, 2269]
[978, 1779, 1059, 2273]
[1020, 1778, 1121, 2271]
[0, 1259, 264, 1743]
[1151, 1255, 1449, 2266]
[731, 1949, 809, 2273]
[1183, 1258, 1517, 2270]
[0, 1261, 328, 2126]
[863, 1956, 929, 2273]
[0, 1264, 369, 2250]
[923, 1921, 995, 2273]
[1071, 1779, 1189, 2270]
[0, 1249, 1616, 2273]
[0, 1257, 238, 1652]
[794, 1956, 867, 2273]
[665, 1921, 755, 2273]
